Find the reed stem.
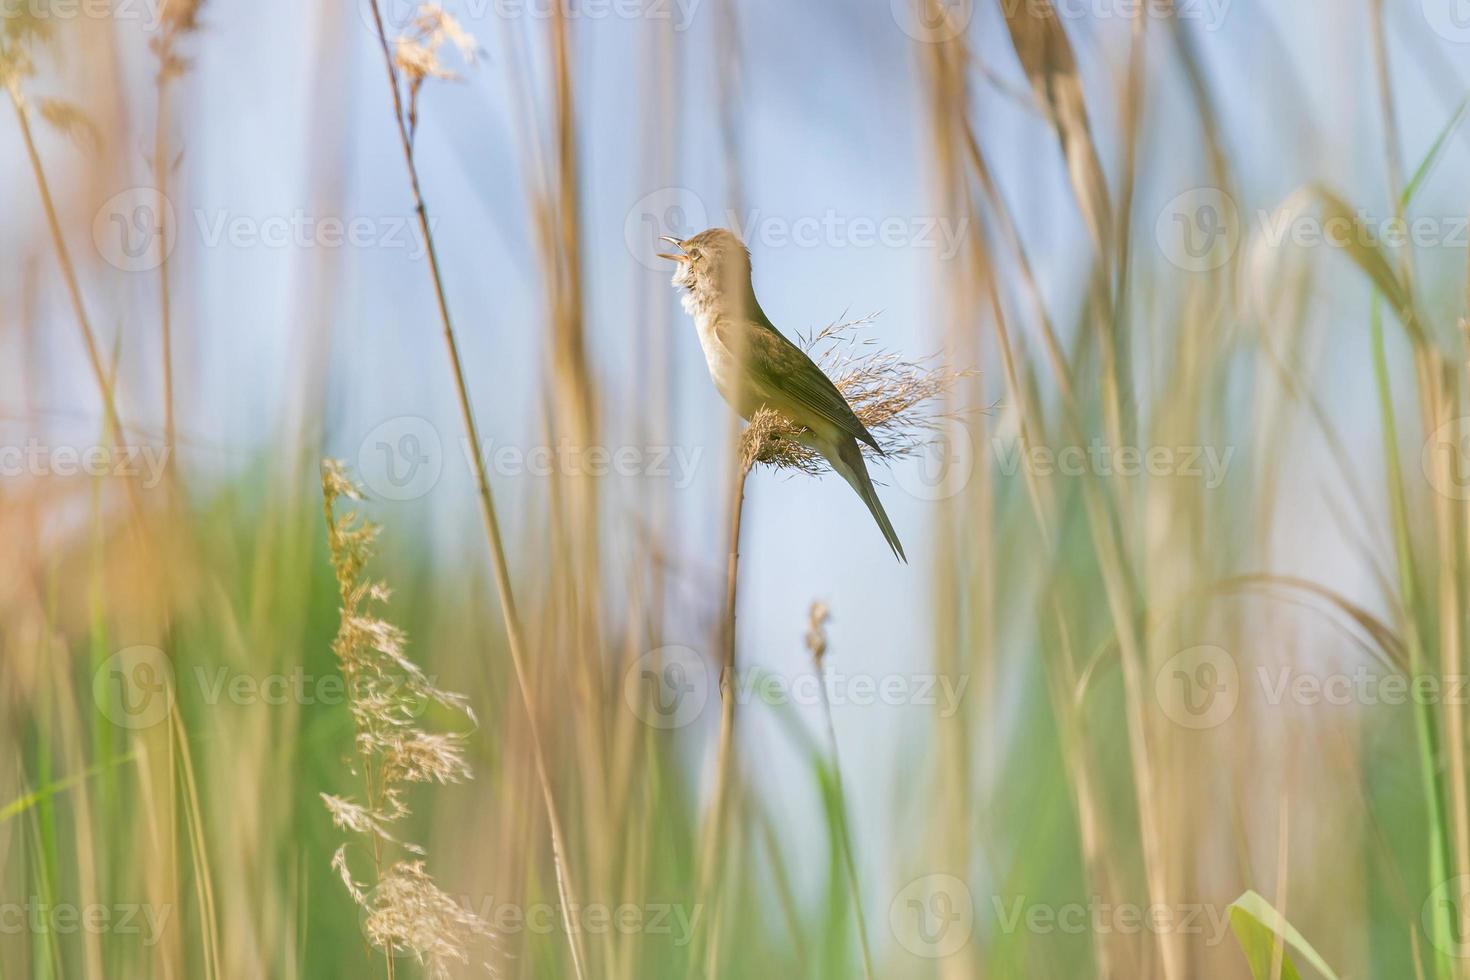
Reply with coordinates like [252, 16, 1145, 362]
[694, 454, 750, 975]
[365, 5, 589, 977]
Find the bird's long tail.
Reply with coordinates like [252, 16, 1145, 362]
[832, 437, 907, 563]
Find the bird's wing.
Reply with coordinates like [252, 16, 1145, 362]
[716, 314, 881, 452]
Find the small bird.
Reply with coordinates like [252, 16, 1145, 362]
[659, 228, 906, 562]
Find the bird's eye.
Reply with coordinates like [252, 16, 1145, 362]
[688, 249, 703, 262]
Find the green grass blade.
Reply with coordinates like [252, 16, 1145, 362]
[1401, 96, 1470, 208]
[0, 753, 138, 825]
[1227, 890, 1339, 980]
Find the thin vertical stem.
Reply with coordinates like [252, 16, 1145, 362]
[694, 457, 749, 976]
[10, 91, 130, 468]
[154, 74, 178, 481]
[364, 6, 589, 978]
[815, 659, 876, 980]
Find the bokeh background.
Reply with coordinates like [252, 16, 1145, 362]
[5, 0, 1470, 976]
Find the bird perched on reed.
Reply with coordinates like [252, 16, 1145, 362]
[659, 228, 906, 562]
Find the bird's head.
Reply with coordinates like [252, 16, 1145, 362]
[657, 228, 752, 310]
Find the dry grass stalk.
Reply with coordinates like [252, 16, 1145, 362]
[363, 4, 589, 975]
[4, 13, 145, 526]
[804, 602, 875, 980]
[320, 460, 491, 979]
[918, 14, 1164, 976]
[150, 0, 205, 481]
[999, 0, 1112, 257]
[697, 316, 960, 970]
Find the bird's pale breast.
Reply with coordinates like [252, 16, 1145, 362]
[692, 310, 747, 412]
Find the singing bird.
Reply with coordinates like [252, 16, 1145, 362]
[658, 228, 906, 562]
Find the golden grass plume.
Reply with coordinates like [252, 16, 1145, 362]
[320, 459, 492, 978]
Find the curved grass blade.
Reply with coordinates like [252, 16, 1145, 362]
[1228, 890, 1340, 980]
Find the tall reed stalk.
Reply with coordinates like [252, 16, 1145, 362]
[807, 603, 876, 980]
[364, 4, 588, 976]
[150, 0, 203, 485]
[691, 453, 750, 976]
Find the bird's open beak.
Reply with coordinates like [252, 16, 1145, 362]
[656, 236, 688, 263]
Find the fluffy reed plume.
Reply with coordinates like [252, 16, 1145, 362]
[2, 11, 91, 146]
[319, 459, 491, 979]
[151, 0, 203, 80]
[804, 600, 830, 665]
[391, 5, 477, 144]
[0, 10, 46, 89]
[740, 315, 966, 474]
